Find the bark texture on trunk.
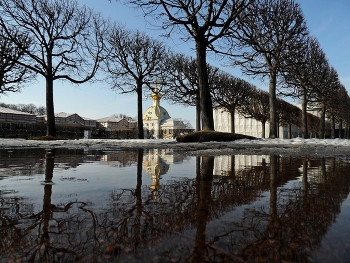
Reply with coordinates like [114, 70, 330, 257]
[196, 41, 214, 131]
[269, 72, 277, 138]
[230, 110, 235, 133]
[196, 95, 201, 131]
[137, 82, 144, 139]
[46, 75, 56, 137]
[301, 87, 308, 139]
[319, 103, 326, 139]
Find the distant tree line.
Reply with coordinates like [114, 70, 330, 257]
[0, 0, 348, 139]
[0, 102, 46, 115]
[112, 113, 136, 121]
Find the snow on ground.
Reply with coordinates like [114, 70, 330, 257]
[1, 137, 350, 157]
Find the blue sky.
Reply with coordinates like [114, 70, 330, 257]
[1, 0, 349, 127]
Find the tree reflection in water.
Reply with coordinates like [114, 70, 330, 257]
[1, 150, 350, 262]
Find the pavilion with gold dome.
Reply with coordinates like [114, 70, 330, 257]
[143, 86, 190, 139]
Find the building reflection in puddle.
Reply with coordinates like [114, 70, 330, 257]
[1, 149, 350, 262]
[142, 149, 186, 198]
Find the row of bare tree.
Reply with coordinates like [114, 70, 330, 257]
[0, 102, 46, 115]
[124, 0, 348, 139]
[0, 0, 348, 139]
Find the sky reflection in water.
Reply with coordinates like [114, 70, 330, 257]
[1, 148, 350, 263]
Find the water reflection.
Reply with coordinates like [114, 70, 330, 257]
[1, 149, 350, 262]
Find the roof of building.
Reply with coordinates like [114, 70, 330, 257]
[0, 106, 35, 116]
[97, 116, 123, 122]
[160, 118, 187, 128]
[54, 112, 95, 121]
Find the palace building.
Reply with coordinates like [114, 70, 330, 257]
[143, 87, 192, 139]
[213, 108, 301, 138]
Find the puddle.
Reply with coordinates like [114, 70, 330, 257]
[1, 149, 350, 262]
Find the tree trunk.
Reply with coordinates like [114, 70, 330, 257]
[193, 156, 214, 262]
[269, 72, 277, 138]
[42, 149, 55, 256]
[136, 82, 144, 139]
[196, 94, 201, 131]
[344, 126, 347, 139]
[267, 154, 280, 244]
[262, 120, 266, 138]
[288, 123, 292, 139]
[135, 149, 143, 244]
[344, 125, 347, 139]
[301, 87, 308, 139]
[319, 103, 326, 139]
[46, 74, 56, 137]
[196, 40, 214, 131]
[302, 158, 309, 210]
[339, 120, 343, 139]
[269, 154, 277, 217]
[230, 109, 235, 134]
[331, 115, 335, 139]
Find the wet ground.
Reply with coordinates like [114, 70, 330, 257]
[1, 146, 350, 262]
[1, 137, 350, 157]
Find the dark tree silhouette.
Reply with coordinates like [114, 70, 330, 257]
[314, 66, 340, 138]
[212, 72, 254, 133]
[277, 98, 301, 139]
[240, 88, 270, 138]
[0, 0, 108, 136]
[327, 85, 350, 139]
[165, 53, 219, 131]
[282, 36, 327, 139]
[0, 26, 33, 95]
[0, 102, 46, 115]
[105, 25, 170, 139]
[126, 0, 252, 131]
[166, 54, 200, 131]
[231, 0, 308, 138]
[307, 112, 321, 138]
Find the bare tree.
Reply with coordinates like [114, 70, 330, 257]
[277, 98, 301, 139]
[125, 0, 252, 131]
[105, 25, 170, 139]
[212, 71, 254, 133]
[315, 66, 340, 138]
[327, 85, 349, 139]
[0, 102, 46, 115]
[282, 37, 327, 139]
[165, 54, 200, 130]
[112, 113, 135, 121]
[231, 0, 308, 138]
[0, 0, 108, 136]
[0, 26, 33, 95]
[36, 106, 46, 116]
[164, 53, 219, 131]
[240, 87, 270, 138]
[307, 112, 320, 138]
[17, 103, 37, 114]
